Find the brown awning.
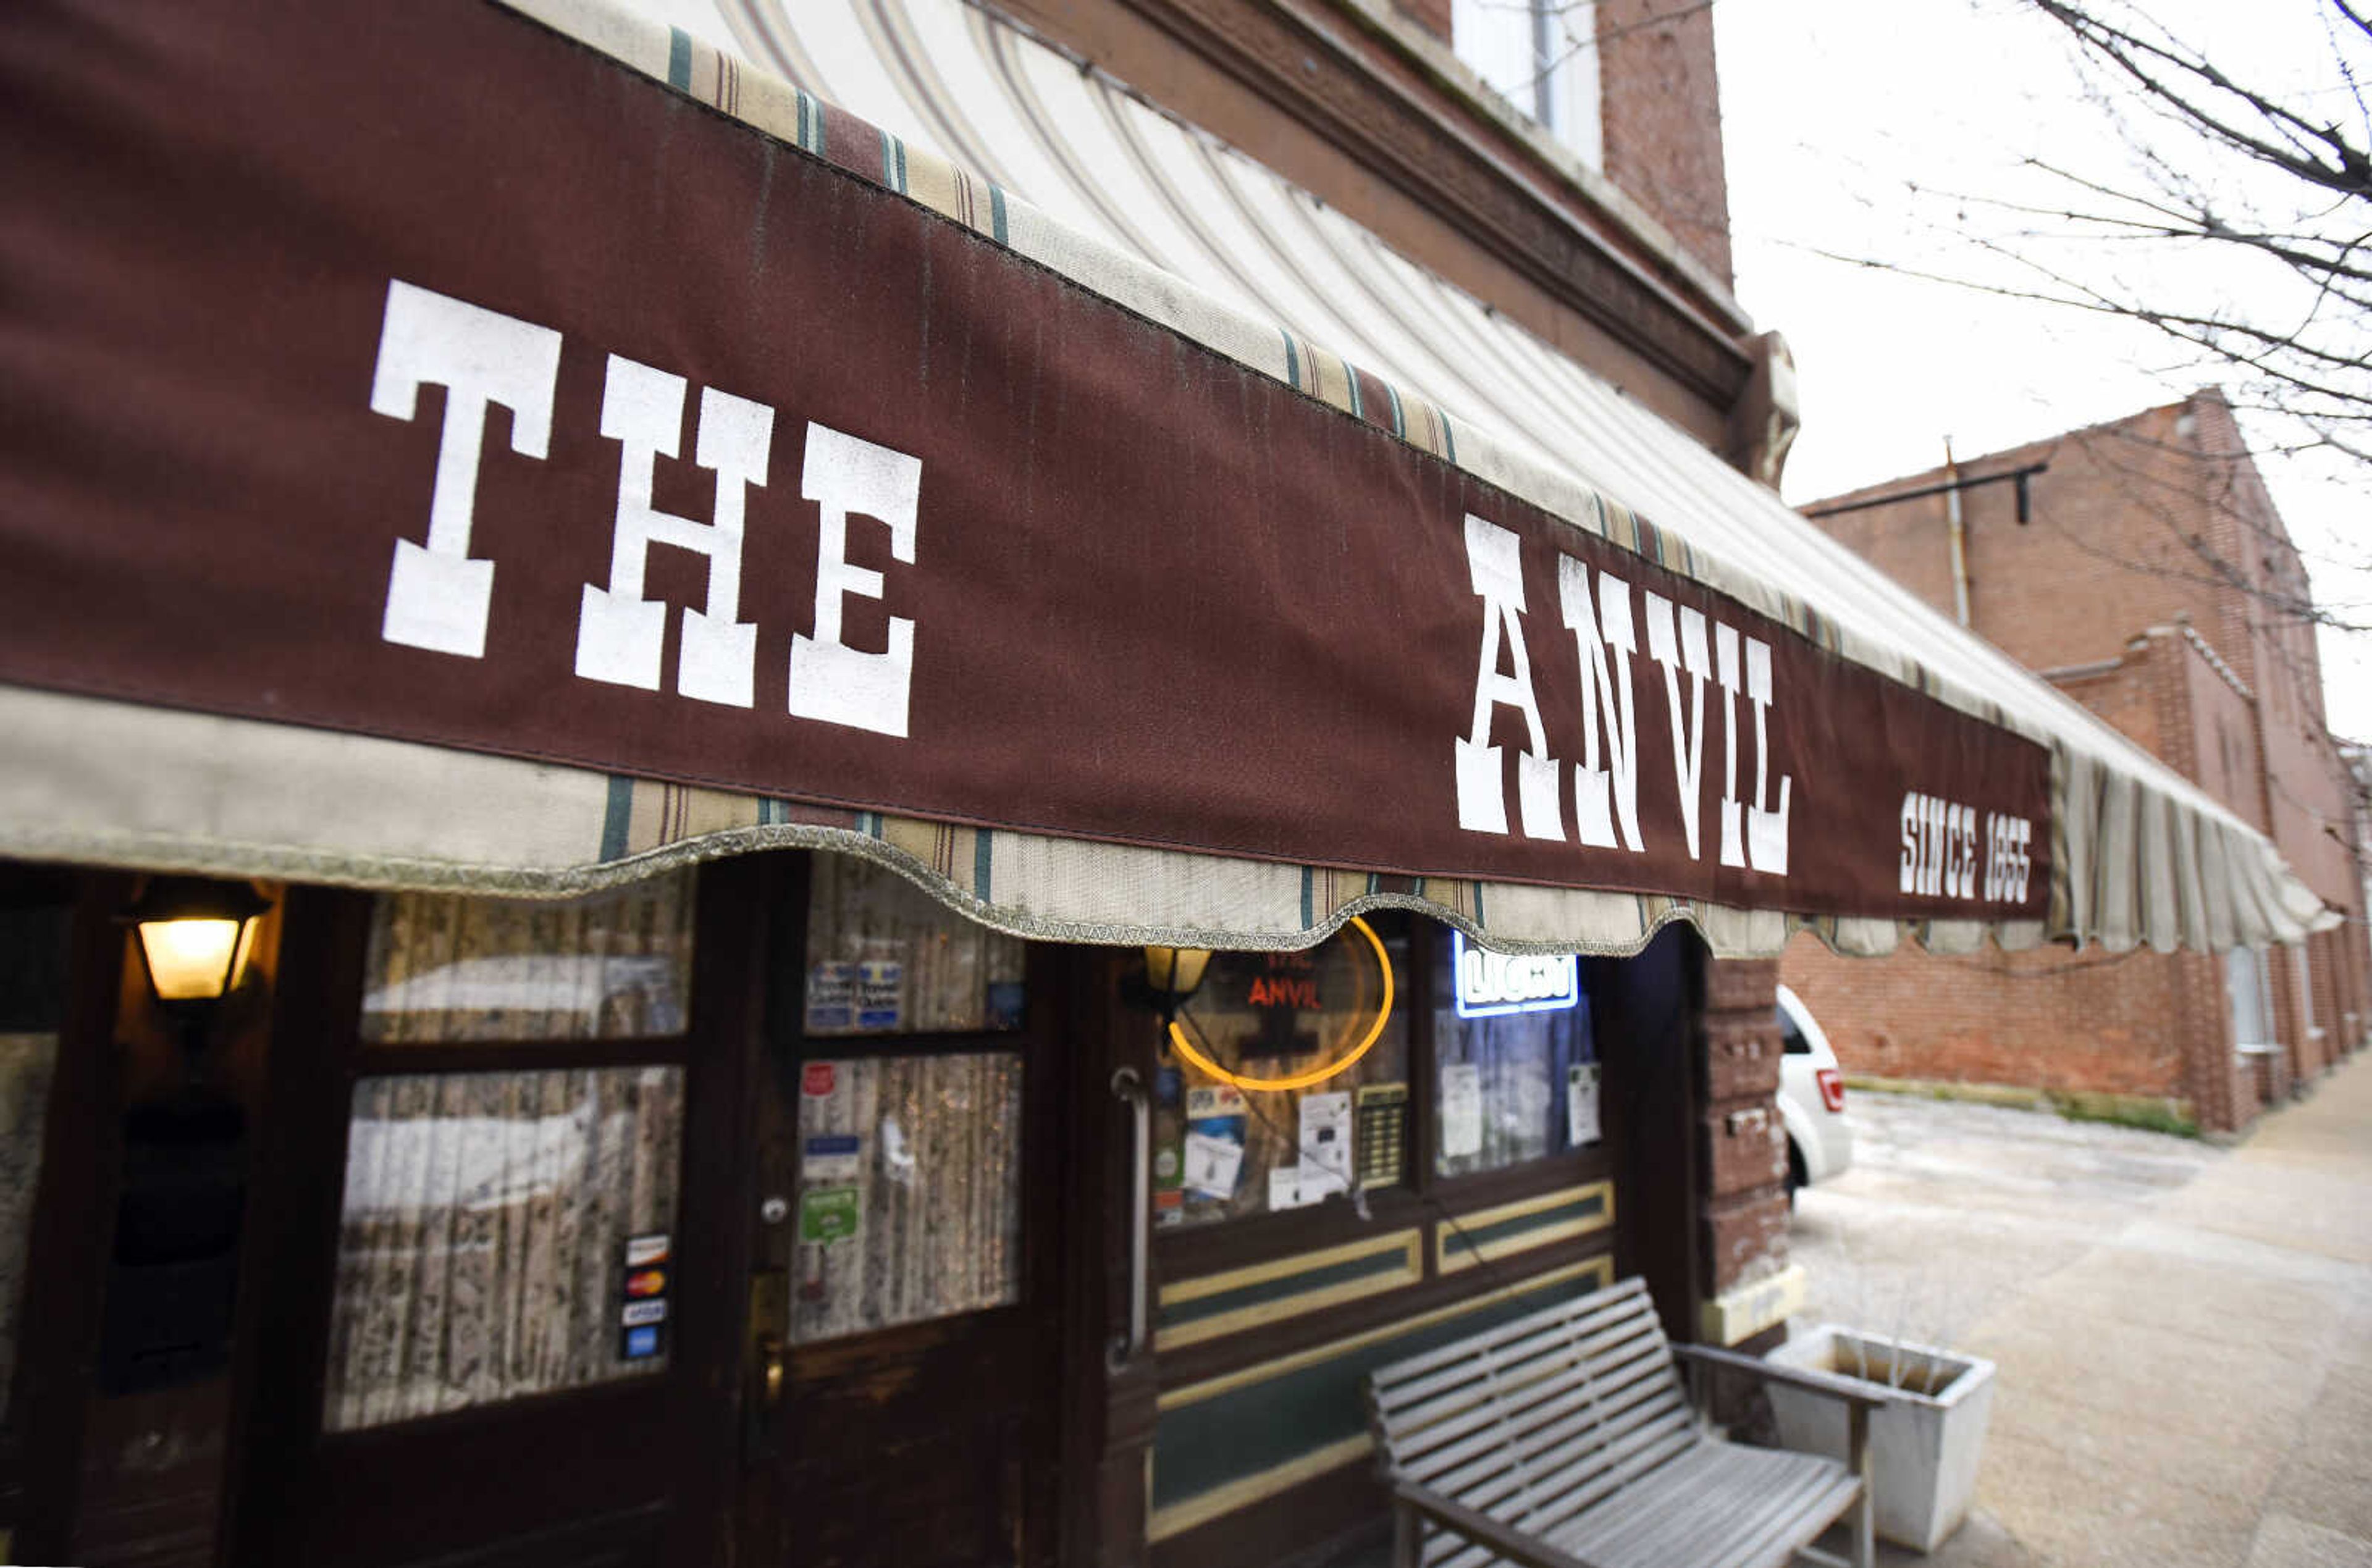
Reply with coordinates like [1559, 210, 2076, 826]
[0, 0, 2332, 956]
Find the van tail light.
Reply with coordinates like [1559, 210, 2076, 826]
[1815, 1068, 1845, 1113]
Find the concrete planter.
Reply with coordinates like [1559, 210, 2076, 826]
[1764, 1325, 1996, 1553]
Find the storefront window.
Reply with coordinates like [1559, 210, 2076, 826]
[804, 857, 1025, 1036]
[789, 1052, 1023, 1343]
[0, 903, 67, 1414]
[321, 1065, 686, 1431]
[1152, 919, 1411, 1230]
[1433, 934, 1597, 1178]
[360, 874, 696, 1044]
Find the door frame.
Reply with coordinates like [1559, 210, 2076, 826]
[733, 850, 1082, 1568]
[229, 856, 770, 1567]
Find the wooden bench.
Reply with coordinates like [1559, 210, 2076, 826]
[1366, 1277, 1886, 1568]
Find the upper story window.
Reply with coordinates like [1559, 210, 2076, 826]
[1452, 0, 1602, 167]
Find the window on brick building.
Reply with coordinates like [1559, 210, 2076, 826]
[1452, 0, 1602, 167]
[2226, 946, 2275, 1055]
[2294, 942, 2320, 1039]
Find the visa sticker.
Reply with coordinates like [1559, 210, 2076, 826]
[622, 1299, 668, 1328]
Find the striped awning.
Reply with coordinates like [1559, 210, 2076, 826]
[0, 0, 2334, 958]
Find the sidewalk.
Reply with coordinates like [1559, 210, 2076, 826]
[1893, 1049, 2372, 1568]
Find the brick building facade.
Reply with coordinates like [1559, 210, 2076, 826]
[1783, 392, 2371, 1131]
[0, 4, 1823, 1566]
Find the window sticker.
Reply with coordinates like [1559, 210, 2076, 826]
[1567, 1062, 1602, 1147]
[1440, 1062, 1484, 1159]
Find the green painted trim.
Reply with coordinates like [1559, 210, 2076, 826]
[1441, 1189, 1607, 1261]
[989, 183, 1009, 245]
[1151, 1265, 1609, 1514]
[666, 26, 691, 91]
[599, 776, 636, 862]
[1158, 1243, 1415, 1329]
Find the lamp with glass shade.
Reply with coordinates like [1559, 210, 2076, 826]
[122, 877, 270, 1047]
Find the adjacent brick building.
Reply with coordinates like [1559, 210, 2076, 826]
[1783, 391, 2371, 1131]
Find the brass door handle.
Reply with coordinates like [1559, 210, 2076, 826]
[757, 1331, 786, 1409]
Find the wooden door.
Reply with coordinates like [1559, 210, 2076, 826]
[736, 856, 1066, 1568]
[236, 860, 762, 1568]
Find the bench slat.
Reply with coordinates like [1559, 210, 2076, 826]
[1371, 1280, 1653, 1404]
[1417, 1378, 1686, 1503]
[1394, 1338, 1679, 1480]
[1554, 1446, 1855, 1568]
[1423, 1423, 1699, 1568]
[1374, 1291, 1663, 1420]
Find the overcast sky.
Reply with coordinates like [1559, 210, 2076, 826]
[1715, 0, 2371, 740]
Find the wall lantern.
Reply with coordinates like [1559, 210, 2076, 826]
[1138, 945, 1213, 1018]
[124, 876, 269, 1025]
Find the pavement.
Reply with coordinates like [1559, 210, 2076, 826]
[1790, 1051, 2372, 1568]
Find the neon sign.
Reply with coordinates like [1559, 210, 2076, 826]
[1452, 932, 1579, 1018]
[1167, 917, 1394, 1092]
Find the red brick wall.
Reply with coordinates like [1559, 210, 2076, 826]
[2181, 637, 2263, 821]
[2053, 653, 2165, 765]
[1809, 403, 2230, 677]
[1784, 933, 2193, 1095]
[1701, 958, 1787, 1294]
[1597, 0, 1733, 283]
[1777, 931, 2272, 1131]
[1803, 390, 2372, 1120]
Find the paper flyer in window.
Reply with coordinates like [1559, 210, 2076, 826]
[1567, 1062, 1601, 1147]
[1268, 1164, 1320, 1210]
[1440, 1062, 1483, 1159]
[1298, 1089, 1353, 1200]
[1182, 1084, 1247, 1201]
[1182, 1123, 1245, 1199]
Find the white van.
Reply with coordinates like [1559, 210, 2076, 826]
[1777, 983, 1853, 1196]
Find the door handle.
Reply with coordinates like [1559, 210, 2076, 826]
[1108, 1066, 1150, 1370]
[756, 1330, 786, 1411]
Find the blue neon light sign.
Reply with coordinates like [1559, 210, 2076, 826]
[1450, 932, 1580, 1018]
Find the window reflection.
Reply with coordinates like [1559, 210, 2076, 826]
[1434, 937, 1597, 1178]
[1151, 919, 1411, 1229]
[322, 1066, 685, 1430]
[804, 857, 1024, 1036]
[790, 1052, 1023, 1343]
[361, 875, 695, 1044]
